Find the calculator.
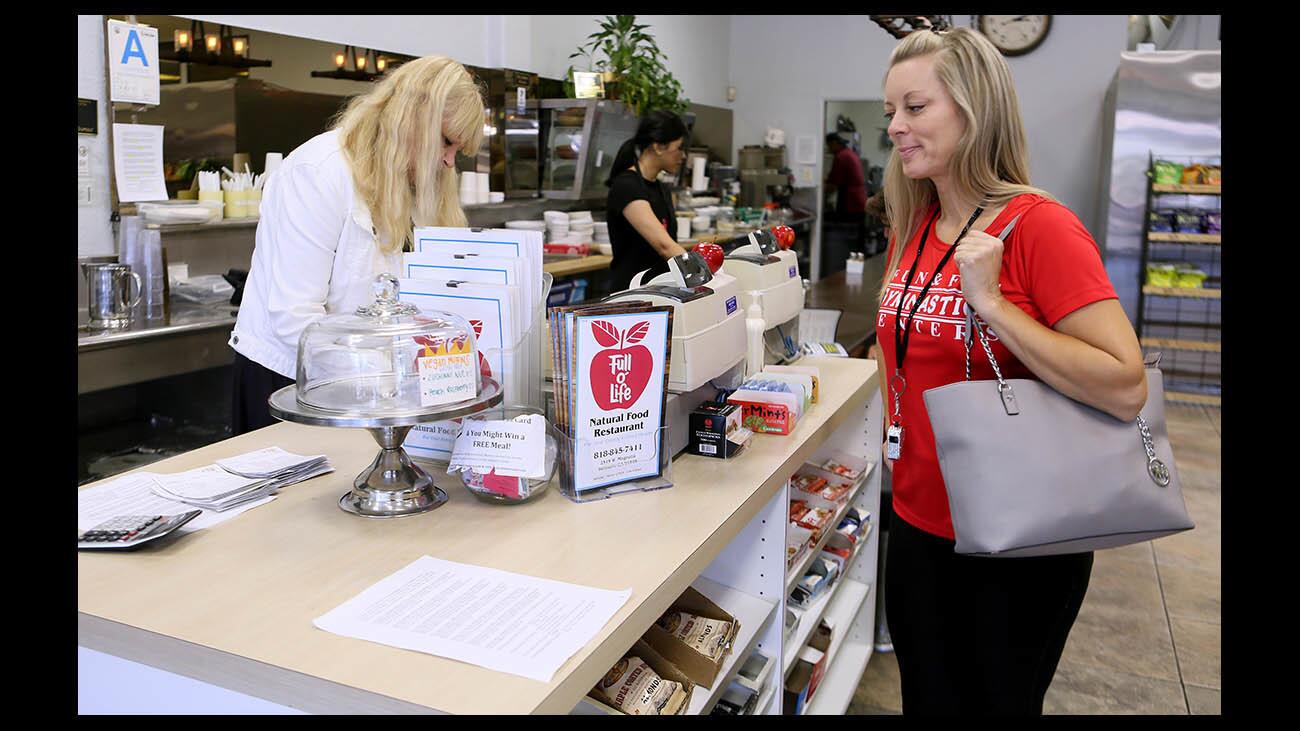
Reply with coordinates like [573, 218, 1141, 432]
[77, 511, 202, 550]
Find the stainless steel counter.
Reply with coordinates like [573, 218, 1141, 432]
[77, 302, 239, 394]
[78, 302, 238, 352]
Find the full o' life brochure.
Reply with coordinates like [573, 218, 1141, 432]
[552, 304, 673, 492]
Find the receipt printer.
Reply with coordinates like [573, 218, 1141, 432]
[604, 249, 746, 393]
[718, 226, 804, 332]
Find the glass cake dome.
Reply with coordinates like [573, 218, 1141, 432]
[295, 274, 482, 417]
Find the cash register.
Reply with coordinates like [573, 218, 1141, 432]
[717, 225, 804, 369]
[603, 248, 747, 394]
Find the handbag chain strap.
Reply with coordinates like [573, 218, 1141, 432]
[962, 215, 1172, 488]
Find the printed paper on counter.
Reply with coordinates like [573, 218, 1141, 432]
[78, 472, 273, 533]
[313, 556, 632, 683]
[112, 123, 167, 202]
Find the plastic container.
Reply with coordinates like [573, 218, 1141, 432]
[295, 274, 481, 417]
[454, 406, 559, 505]
[137, 228, 166, 320]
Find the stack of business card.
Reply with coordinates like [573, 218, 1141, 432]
[151, 447, 333, 512]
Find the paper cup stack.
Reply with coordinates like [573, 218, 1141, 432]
[459, 172, 493, 205]
[459, 172, 477, 206]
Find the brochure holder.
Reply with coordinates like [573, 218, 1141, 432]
[555, 424, 673, 503]
[405, 272, 553, 465]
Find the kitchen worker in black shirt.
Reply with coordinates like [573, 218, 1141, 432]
[605, 111, 689, 291]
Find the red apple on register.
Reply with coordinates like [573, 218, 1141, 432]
[589, 320, 654, 411]
[695, 242, 724, 273]
[773, 225, 795, 249]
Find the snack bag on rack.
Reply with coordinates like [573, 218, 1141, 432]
[1153, 159, 1184, 185]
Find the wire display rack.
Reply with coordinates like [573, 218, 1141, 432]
[1136, 153, 1221, 407]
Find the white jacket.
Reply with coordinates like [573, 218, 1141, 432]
[230, 130, 403, 379]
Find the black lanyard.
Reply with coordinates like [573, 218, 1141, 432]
[893, 206, 984, 375]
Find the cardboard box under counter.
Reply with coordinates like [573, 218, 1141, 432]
[644, 585, 742, 689]
[584, 638, 694, 715]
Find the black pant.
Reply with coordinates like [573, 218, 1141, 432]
[884, 507, 1093, 716]
[230, 351, 293, 436]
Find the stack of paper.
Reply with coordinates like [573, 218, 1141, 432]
[401, 227, 546, 462]
[151, 448, 333, 512]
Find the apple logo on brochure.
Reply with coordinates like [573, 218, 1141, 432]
[589, 320, 653, 411]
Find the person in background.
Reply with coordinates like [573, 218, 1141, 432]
[864, 189, 892, 255]
[875, 28, 1146, 715]
[825, 132, 869, 252]
[605, 110, 689, 291]
[228, 55, 485, 435]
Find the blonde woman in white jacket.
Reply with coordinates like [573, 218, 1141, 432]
[230, 55, 485, 434]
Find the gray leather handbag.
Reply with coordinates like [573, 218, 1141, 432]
[921, 222, 1195, 557]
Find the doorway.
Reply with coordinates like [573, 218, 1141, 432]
[820, 100, 889, 277]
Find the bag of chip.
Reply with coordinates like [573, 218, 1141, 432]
[1153, 159, 1183, 185]
[590, 656, 689, 715]
[656, 610, 734, 661]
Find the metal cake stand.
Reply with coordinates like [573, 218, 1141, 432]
[268, 377, 503, 518]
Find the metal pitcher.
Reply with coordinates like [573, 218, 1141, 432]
[82, 262, 142, 330]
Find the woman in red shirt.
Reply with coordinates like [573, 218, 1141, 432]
[874, 28, 1146, 715]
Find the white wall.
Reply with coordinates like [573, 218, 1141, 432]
[529, 15, 732, 107]
[729, 15, 1130, 277]
[78, 15, 115, 257]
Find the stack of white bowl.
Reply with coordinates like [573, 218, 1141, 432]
[568, 211, 595, 242]
[544, 210, 570, 243]
[504, 220, 546, 232]
[592, 221, 610, 244]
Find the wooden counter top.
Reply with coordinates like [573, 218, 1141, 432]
[79, 356, 878, 715]
[542, 255, 611, 278]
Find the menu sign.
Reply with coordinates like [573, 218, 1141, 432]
[550, 302, 673, 494]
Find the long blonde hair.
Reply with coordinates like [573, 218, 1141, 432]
[334, 55, 486, 255]
[878, 28, 1055, 300]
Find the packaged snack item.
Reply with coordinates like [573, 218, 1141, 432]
[1203, 211, 1221, 234]
[688, 401, 751, 459]
[1145, 264, 1177, 287]
[792, 471, 828, 496]
[789, 500, 810, 523]
[763, 364, 821, 403]
[1152, 159, 1184, 185]
[787, 523, 813, 568]
[1174, 264, 1207, 289]
[590, 656, 689, 715]
[1174, 209, 1204, 233]
[1181, 164, 1206, 185]
[656, 610, 734, 661]
[1148, 209, 1176, 233]
[797, 506, 835, 532]
[1203, 165, 1221, 185]
[820, 457, 862, 480]
[819, 482, 851, 503]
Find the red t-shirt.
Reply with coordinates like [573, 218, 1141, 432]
[874, 194, 1118, 540]
[827, 147, 868, 214]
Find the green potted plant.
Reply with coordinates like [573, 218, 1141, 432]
[565, 15, 690, 116]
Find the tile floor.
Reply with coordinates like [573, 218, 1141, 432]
[847, 401, 1221, 715]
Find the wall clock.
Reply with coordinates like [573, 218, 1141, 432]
[977, 15, 1051, 56]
